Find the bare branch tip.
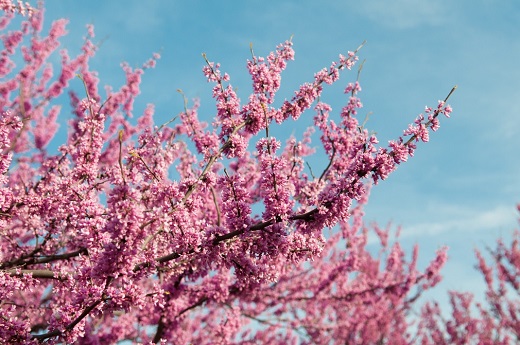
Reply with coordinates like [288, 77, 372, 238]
[445, 85, 458, 102]
[356, 40, 367, 52]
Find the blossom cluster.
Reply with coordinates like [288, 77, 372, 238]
[0, 0, 34, 16]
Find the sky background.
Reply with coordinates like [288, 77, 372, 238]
[24, 0, 520, 314]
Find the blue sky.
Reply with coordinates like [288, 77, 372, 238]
[35, 1, 520, 312]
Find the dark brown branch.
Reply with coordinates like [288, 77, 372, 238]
[152, 315, 165, 344]
[0, 247, 88, 269]
[32, 299, 102, 342]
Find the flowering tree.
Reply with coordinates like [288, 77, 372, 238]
[0, 3, 455, 344]
[416, 205, 520, 345]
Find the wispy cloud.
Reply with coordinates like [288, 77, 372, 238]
[404, 203, 517, 238]
[353, 0, 450, 29]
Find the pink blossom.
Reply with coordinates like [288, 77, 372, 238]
[0, 0, 35, 16]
